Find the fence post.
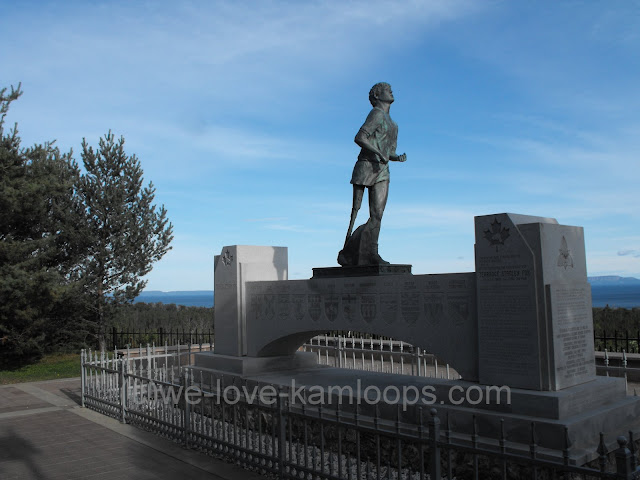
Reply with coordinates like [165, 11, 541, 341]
[119, 357, 126, 423]
[277, 386, 287, 478]
[615, 436, 637, 479]
[428, 408, 442, 480]
[81, 349, 86, 408]
[183, 369, 191, 448]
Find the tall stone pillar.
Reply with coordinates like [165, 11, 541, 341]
[475, 213, 595, 391]
[213, 245, 288, 356]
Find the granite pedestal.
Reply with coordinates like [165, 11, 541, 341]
[188, 365, 639, 464]
[312, 264, 412, 278]
[194, 351, 318, 376]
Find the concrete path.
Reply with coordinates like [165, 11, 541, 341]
[0, 378, 264, 480]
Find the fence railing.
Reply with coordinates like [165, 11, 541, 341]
[106, 326, 637, 356]
[104, 326, 640, 353]
[302, 335, 461, 379]
[106, 327, 214, 350]
[594, 330, 640, 353]
[81, 349, 640, 479]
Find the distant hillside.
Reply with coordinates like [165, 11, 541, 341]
[588, 276, 640, 286]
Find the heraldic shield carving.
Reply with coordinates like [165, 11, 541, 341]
[292, 294, 306, 321]
[342, 294, 357, 323]
[308, 294, 322, 322]
[424, 293, 445, 326]
[325, 295, 339, 322]
[253, 295, 276, 322]
[263, 295, 276, 322]
[380, 293, 398, 324]
[401, 292, 420, 324]
[360, 295, 377, 323]
[447, 296, 470, 327]
[277, 294, 290, 322]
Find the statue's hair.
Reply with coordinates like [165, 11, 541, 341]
[369, 82, 391, 106]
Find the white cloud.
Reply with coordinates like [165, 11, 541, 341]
[619, 250, 640, 258]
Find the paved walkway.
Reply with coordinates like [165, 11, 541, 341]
[0, 378, 264, 480]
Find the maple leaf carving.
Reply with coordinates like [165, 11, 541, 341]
[483, 218, 510, 247]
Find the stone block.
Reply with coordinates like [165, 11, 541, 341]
[475, 213, 595, 391]
[213, 245, 288, 356]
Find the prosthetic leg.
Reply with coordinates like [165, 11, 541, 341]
[344, 185, 365, 247]
[368, 181, 389, 265]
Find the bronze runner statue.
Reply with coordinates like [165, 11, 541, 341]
[338, 82, 406, 266]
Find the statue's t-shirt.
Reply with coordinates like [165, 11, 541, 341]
[350, 107, 398, 186]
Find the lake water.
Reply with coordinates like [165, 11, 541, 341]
[134, 293, 213, 308]
[590, 285, 640, 308]
[134, 285, 640, 309]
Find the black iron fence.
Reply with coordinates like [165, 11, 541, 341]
[107, 327, 213, 350]
[594, 330, 640, 353]
[106, 327, 639, 361]
[82, 349, 640, 479]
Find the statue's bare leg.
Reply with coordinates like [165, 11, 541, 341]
[369, 180, 389, 264]
[345, 185, 365, 246]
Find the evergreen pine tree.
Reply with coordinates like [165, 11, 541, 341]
[78, 132, 174, 349]
[0, 84, 90, 366]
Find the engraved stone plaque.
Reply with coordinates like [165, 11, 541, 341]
[476, 214, 596, 391]
[548, 283, 596, 390]
[476, 214, 543, 390]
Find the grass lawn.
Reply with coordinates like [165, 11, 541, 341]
[0, 353, 81, 385]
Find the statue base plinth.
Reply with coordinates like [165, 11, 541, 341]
[312, 264, 412, 278]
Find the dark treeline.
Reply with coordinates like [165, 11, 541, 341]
[108, 302, 213, 333]
[593, 306, 640, 334]
[109, 304, 634, 342]
[593, 306, 640, 352]
[104, 302, 214, 349]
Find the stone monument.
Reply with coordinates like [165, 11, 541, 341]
[189, 75, 638, 465]
[194, 212, 640, 461]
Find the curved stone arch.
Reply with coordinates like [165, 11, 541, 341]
[245, 274, 479, 381]
[257, 328, 464, 376]
[257, 330, 330, 356]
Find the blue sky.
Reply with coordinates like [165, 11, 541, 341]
[3, 1, 639, 290]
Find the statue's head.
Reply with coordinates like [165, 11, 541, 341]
[369, 82, 393, 107]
